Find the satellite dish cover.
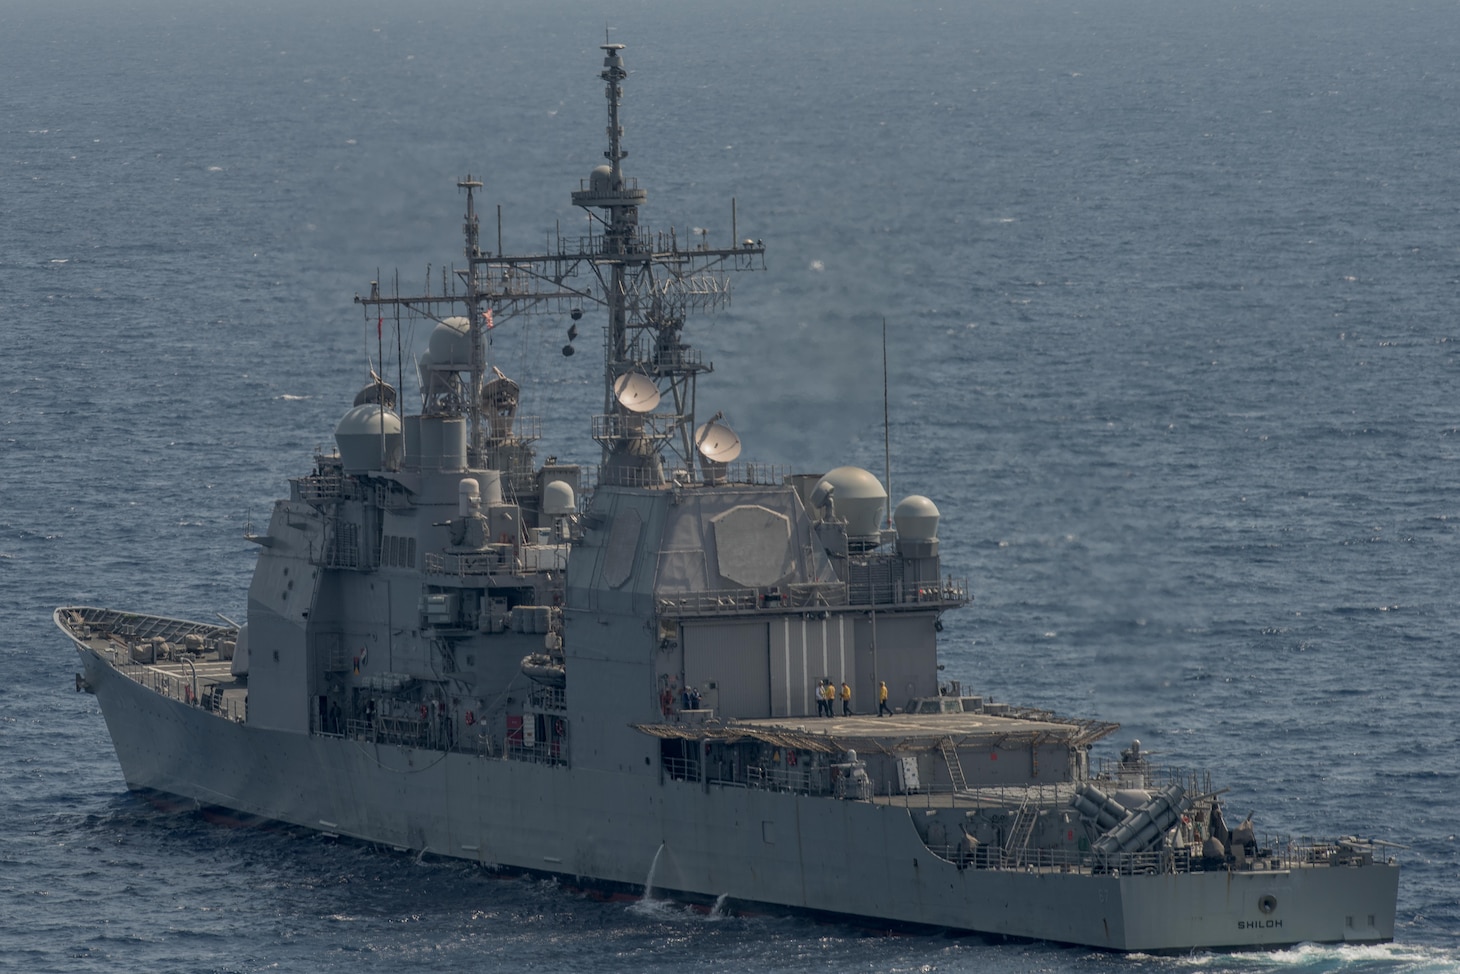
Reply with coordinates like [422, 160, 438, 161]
[695, 417, 742, 463]
[613, 372, 661, 413]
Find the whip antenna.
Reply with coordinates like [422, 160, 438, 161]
[883, 316, 892, 528]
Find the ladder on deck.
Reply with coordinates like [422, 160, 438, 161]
[940, 736, 967, 791]
[1003, 794, 1039, 864]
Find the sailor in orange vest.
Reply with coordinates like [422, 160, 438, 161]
[840, 681, 852, 716]
[878, 680, 891, 717]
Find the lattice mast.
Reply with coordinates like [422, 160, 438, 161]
[570, 43, 764, 485]
[357, 42, 765, 486]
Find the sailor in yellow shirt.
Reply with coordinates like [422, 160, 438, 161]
[878, 680, 891, 717]
[840, 681, 852, 716]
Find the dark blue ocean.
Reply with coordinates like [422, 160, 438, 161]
[3, 0, 1458, 970]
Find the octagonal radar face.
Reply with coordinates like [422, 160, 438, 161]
[613, 372, 661, 413]
[695, 418, 742, 463]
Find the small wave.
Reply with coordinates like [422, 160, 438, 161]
[1375, 768, 1458, 780]
[626, 896, 681, 920]
[626, 893, 732, 925]
[1163, 941, 1460, 973]
[276, 394, 311, 401]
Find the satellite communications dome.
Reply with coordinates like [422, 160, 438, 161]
[427, 316, 473, 371]
[543, 480, 577, 516]
[334, 404, 403, 474]
[809, 466, 886, 538]
[353, 381, 397, 410]
[893, 495, 940, 542]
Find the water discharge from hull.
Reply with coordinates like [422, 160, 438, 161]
[643, 842, 665, 901]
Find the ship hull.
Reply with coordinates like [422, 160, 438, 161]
[75, 641, 1397, 953]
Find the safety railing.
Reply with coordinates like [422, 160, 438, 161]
[919, 833, 1392, 875]
[850, 575, 969, 608]
[742, 764, 833, 796]
[528, 685, 567, 712]
[504, 740, 568, 767]
[658, 588, 759, 615]
[920, 843, 1174, 874]
[662, 755, 700, 782]
[1092, 758, 1213, 798]
[657, 581, 852, 618]
[869, 779, 1081, 811]
[294, 471, 355, 503]
[114, 661, 246, 722]
[424, 548, 515, 577]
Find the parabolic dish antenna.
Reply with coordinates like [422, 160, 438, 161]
[613, 372, 661, 413]
[695, 416, 742, 463]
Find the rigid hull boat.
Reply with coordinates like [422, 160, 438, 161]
[58, 44, 1398, 952]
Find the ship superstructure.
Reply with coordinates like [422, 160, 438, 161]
[57, 44, 1398, 952]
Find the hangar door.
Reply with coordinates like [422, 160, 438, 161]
[682, 620, 770, 719]
[768, 614, 854, 718]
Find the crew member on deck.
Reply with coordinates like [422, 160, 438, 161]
[878, 681, 891, 717]
[840, 681, 852, 716]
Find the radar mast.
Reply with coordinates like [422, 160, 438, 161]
[357, 42, 765, 492]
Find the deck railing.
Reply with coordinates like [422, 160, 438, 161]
[113, 661, 246, 722]
[917, 835, 1391, 875]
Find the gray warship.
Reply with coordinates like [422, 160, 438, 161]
[57, 44, 1398, 952]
